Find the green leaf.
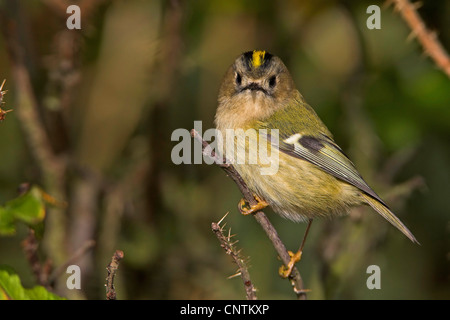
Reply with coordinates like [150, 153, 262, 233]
[0, 186, 47, 236]
[0, 269, 65, 300]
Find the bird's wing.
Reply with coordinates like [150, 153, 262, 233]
[268, 131, 386, 206]
[265, 131, 419, 243]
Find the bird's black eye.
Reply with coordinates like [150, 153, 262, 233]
[268, 75, 276, 88]
[235, 72, 242, 86]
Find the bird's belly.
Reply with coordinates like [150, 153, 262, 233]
[234, 152, 361, 222]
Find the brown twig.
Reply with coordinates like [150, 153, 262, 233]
[212, 213, 257, 300]
[191, 129, 307, 300]
[391, 0, 450, 78]
[105, 250, 124, 300]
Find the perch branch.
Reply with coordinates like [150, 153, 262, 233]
[191, 129, 307, 300]
[105, 250, 124, 300]
[391, 0, 450, 78]
[212, 213, 257, 300]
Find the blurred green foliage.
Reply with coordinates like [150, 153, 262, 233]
[0, 0, 448, 300]
[0, 185, 47, 237]
[0, 269, 65, 300]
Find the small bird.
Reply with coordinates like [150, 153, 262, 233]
[214, 50, 418, 277]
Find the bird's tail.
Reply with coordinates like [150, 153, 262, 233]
[361, 193, 419, 244]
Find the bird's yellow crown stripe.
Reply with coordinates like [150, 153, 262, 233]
[252, 50, 265, 68]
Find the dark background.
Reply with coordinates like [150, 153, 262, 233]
[0, 0, 449, 299]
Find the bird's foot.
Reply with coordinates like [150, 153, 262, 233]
[238, 194, 269, 215]
[279, 250, 302, 278]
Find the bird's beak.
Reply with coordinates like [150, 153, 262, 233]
[242, 82, 268, 99]
[245, 82, 263, 91]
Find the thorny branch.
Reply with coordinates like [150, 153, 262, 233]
[212, 213, 257, 300]
[390, 0, 450, 78]
[0, 79, 13, 121]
